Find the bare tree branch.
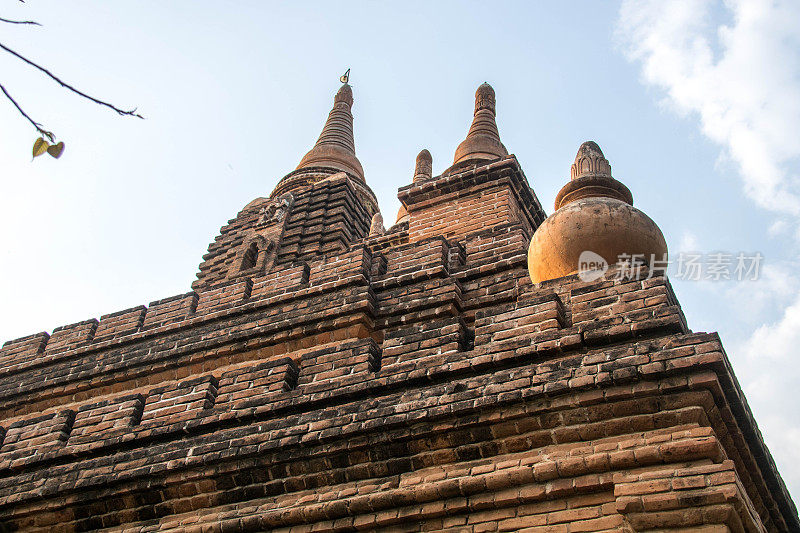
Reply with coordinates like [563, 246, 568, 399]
[0, 17, 40, 25]
[0, 81, 51, 138]
[0, 41, 144, 119]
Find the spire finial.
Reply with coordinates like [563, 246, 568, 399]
[571, 141, 612, 180]
[294, 82, 364, 180]
[339, 68, 350, 84]
[475, 82, 495, 113]
[333, 83, 353, 106]
[554, 140, 631, 210]
[414, 149, 432, 182]
[452, 82, 508, 166]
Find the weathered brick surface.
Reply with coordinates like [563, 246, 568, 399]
[382, 317, 465, 368]
[275, 175, 376, 265]
[69, 394, 144, 444]
[464, 224, 529, 265]
[296, 338, 380, 392]
[250, 263, 308, 299]
[215, 357, 298, 413]
[195, 278, 252, 314]
[142, 293, 197, 331]
[399, 157, 544, 243]
[0, 332, 47, 373]
[94, 305, 146, 342]
[0, 410, 73, 463]
[45, 319, 98, 354]
[0, 156, 795, 532]
[382, 237, 449, 277]
[308, 245, 372, 286]
[139, 375, 218, 428]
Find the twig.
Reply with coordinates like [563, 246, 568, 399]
[0, 81, 50, 137]
[0, 41, 143, 118]
[0, 17, 40, 25]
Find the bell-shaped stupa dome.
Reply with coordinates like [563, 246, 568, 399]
[527, 142, 667, 283]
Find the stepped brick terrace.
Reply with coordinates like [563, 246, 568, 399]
[0, 82, 797, 532]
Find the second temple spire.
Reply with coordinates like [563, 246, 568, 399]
[452, 82, 508, 166]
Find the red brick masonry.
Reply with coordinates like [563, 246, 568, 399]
[0, 157, 796, 531]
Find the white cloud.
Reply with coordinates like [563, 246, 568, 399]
[749, 413, 800, 498]
[678, 230, 701, 251]
[768, 219, 788, 237]
[725, 261, 799, 321]
[617, 0, 800, 502]
[617, 0, 800, 216]
[743, 290, 800, 360]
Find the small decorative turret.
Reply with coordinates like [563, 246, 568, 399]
[396, 205, 409, 224]
[527, 141, 667, 283]
[451, 83, 508, 166]
[369, 212, 385, 236]
[413, 149, 432, 182]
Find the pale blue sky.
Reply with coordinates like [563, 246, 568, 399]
[1, 0, 798, 500]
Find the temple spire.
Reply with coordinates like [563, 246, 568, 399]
[452, 82, 508, 166]
[295, 83, 364, 180]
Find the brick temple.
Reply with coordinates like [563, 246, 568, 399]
[0, 81, 797, 532]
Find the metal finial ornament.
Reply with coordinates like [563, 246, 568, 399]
[339, 68, 350, 84]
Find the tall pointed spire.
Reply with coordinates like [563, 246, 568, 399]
[452, 82, 508, 166]
[295, 83, 364, 180]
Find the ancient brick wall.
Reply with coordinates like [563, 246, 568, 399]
[400, 156, 545, 244]
[0, 159, 796, 532]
